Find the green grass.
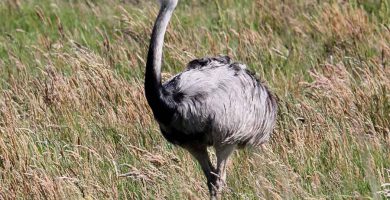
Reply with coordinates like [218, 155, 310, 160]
[0, 0, 389, 199]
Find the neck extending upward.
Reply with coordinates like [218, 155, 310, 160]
[160, 0, 178, 11]
[144, 0, 178, 122]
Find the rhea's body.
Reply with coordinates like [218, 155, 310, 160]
[158, 56, 277, 147]
[144, 0, 278, 199]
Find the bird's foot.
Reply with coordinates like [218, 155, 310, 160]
[207, 174, 219, 200]
[215, 178, 226, 193]
[208, 177, 225, 200]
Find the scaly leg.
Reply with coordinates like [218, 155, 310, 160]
[184, 144, 217, 199]
[215, 144, 236, 195]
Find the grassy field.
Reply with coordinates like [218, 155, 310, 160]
[0, 0, 389, 199]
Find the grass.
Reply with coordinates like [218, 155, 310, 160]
[0, 0, 389, 199]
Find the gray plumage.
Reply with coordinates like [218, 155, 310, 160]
[161, 57, 277, 146]
[144, 0, 277, 199]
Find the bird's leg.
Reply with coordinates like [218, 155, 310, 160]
[215, 144, 236, 194]
[184, 144, 217, 199]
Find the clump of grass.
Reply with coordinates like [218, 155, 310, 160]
[0, 0, 389, 199]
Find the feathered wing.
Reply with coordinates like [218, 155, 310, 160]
[162, 56, 277, 146]
[186, 56, 231, 70]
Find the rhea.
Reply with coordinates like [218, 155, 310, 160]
[144, 0, 277, 199]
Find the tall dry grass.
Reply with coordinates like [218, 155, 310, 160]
[0, 0, 389, 199]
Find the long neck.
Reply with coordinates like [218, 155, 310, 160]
[145, 2, 176, 122]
